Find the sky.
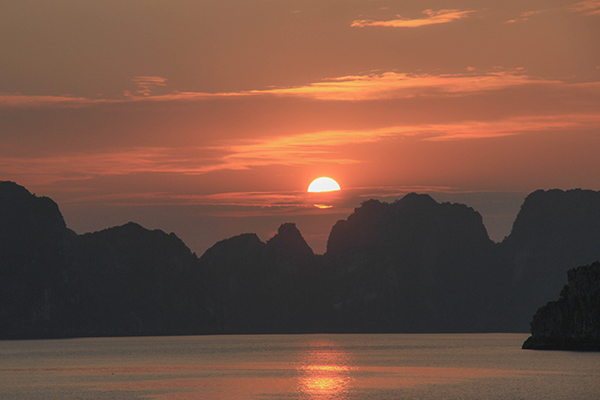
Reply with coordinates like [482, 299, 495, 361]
[1, 0, 599, 254]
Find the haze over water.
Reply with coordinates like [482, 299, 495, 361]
[1, 334, 599, 399]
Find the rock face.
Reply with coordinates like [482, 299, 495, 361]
[500, 189, 600, 331]
[0, 182, 77, 338]
[72, 222, 212, 336]
[522, 262, 600, 350]
[266, 223, 314, 270]
[324, 194, 501, 332]
[0, 182, 212, 339]
[3, 181, 600, 338]
[200, 223, 329, 333]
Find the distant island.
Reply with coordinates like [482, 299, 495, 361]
[2, 181, 600, 341]
[523, 262, 600, 351]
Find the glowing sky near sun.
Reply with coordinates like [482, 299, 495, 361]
[1, 0, 599, 254]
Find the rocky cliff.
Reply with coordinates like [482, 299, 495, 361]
[199, 223, 330, 333]
[522, 261, 600, 350]
[3, 181, 600, 338]
[324, 194, 502, 332]
[72, 222, 212, 336]
[0, 182, 212, 338]
[0, 181, 79, 338]
[500, 189, 600, 330]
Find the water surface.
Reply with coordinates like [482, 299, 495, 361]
[1, 333, 598, 399]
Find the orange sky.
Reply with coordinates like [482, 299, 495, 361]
[1, 0, 599, 253]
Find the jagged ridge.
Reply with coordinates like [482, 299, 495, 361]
[3, 182, 600, 340]
[522, 261, 600, 350]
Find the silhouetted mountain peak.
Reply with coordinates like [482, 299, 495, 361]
[91, 221, 147, 234]
[0, 182, 76, 338]
[210, 233, 264, 252]
[352, 199, 388, 217]
[80, 221, 193, 261]
[199, 233, 265, 269]
[273, 222, 301, 237]
[395, 192, 437, 208]
[498, 188, 600, 330]
[508, 189, 600, 240]
[502, 188, 600, 270]
[118, 221, 146, 231]
[0, 181, 34, 198]
[266, 223, 314, 258]
[0, 181, 68, 235]
[5, 181, 600, 338]
[327, 192, 491, 257]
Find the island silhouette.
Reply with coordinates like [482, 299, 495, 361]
[523, 261, 600, 351]
[1, 181, 599, 349]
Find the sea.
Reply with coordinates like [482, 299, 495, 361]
[1, 333, 599, 399]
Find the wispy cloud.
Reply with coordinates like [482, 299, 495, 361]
[126, 76, 168, 97]
[504, 10, 547, 24]
[506, 1, 600, 23]
[0, 76, 169, 108]
[2, 112, 599, 185]
[0, 70, 564, 107]
[351, 9, 474, 28]
[0, 93, 104, 108]
[2, 71, 598, 187]
[0, 147, 225, 185]
[133, 70, 563, 102]
[421, 114, 600, 141]
[569, 0, 600, 15]
[62, 189, 311, 208]
[47, 186, 354, 218]
[251, 71, 557, 101]
[50, 184, 463, 217]
[210, 113, 600, 170]
[217, 129, 387, 170]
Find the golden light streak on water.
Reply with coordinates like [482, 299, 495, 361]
[296, 339, 354, 399]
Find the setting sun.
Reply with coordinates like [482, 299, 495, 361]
[308, 177, 341, 193]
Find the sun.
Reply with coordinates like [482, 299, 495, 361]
[308, 177, 341, 193]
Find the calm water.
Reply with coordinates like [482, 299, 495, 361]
[1, 333, 599, 399]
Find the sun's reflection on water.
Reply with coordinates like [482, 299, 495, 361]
[296, 339, 354, 399]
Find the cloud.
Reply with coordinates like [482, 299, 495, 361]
[62, 189, 312, 209]
[5, 111, 596, 186]
[421, 113, 600, 141]
[506, 1, 600, 23]
[0, 94, 103, 108]
[45, 185, 353, 218]
[504, 10, 547, 24]
[351, 9, 474, 28]
[251, 71, 558, 101]
[0, 147, 226, 185]
[208, 112, 600, 171]
[127, 76, 168, 97]
[49, 182, 463, 217]
[2, 73, 598, 184]
[569, 0, 600, 15]
[122, 70, 564, 102]
[216, 129, 385, 170]
[0, 76, 169, 107]
[0, 70, 556, 111]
